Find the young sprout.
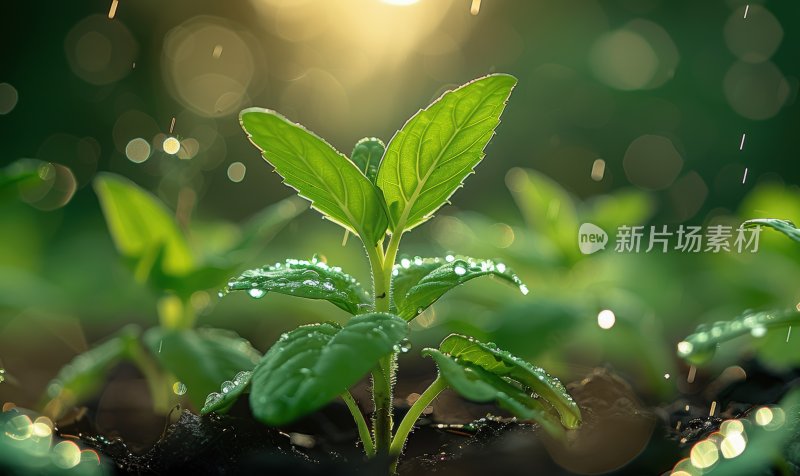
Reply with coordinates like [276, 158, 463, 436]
[205, 74, 581, 472]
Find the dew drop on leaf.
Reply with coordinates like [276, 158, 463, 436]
[221, 380, 235, 394]
[204, 392, 222, 407]
[519, 284, 529, 295]
[454, 265, 467, 276]
[248, 288, 266, 299]
[496, 263, 507, 273]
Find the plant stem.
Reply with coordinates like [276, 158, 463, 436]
[389, 376, 447, 458]
[371, 355, 394, 454]
[341, 391, 375, 457]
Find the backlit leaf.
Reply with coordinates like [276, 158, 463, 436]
[94, 173, 194, 279]
[743, 218, 800, 243]
[391, 256, 527, 320]
[377, 74, 516, 233]
[240, 108, 388, 244]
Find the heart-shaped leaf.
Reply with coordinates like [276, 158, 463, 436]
[350, 137, 385, 183]
[143, 327, 261, 408]
[222, 257, 370, 315]
[44, 325, 141, 416]
[376, 74, 516, 234]
[94, 173, 194, 279]
[392, 256, 527, 319]
[249, 313, 408, 426]
[743, 218, 800, 243]
[428, 334, 581, 429]
[240, 108, 388, 245]
[676, 308, 800, 365]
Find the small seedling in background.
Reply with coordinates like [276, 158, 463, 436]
[677, 219, 800, 365]
[202, 74, 581, 472]
[42, 175, 305, 416]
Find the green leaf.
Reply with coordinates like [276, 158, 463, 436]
[423, 348, 562, 434]
[201, 370, 252, 414]
[249, 313, 408, 426]
[94, 173, 194, 279]
[350, 137, 385, 183]
[45, 325, 141, 413]
[377, 74, 516, 233]
[240, 108, 389, 244]
[392, 256, 527, 320]
[143, 327, 261, 408]
[743, 218, 800, 243]
[222, 256, 370, 315]
[676, 308, 800, 365]
[431, 334, 581, 429]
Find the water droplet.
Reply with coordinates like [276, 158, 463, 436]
[248, 288, 266, 299]
[519, 284, 529, 295]
[454, 265, 467, 276]
[321, 280, 335, 291]
[301, 269, 319, 279]
[677, 341, 694, 356]
[302, 279, 319, 287]
[204, 392, 222, 408]
[299, 368, 312, 375]
[416, 307, 424, 315]
[496, 263, 507, 273]
[172, 381, 187, 395]
[221, 380, 235, 394]
[445, 254, 455, 262]
[400, 258, 411, 268]
[233, 371, 251, 385]
[394, 338, 412, 353]
[0, 368, 5, 384]
[392, 268, 399, 276]
[750, 326, 767, 338]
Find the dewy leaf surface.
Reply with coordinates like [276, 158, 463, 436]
[144, 327, 261, 408]
[240, 109, 388, 244]
[222, 257, 370, 315]
[94, 173, 194, 278]
[676, 308, 800, 365]
[437, 334, 581, 429]
[249, 313, 408, 426]
[391, 256, 527, 319]
[743, 218, 800, 243]
[350, 137, 385, 183]
[423, 348, 561, 434]
[377, 74, 516, 233]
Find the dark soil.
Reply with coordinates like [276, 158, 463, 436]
[47, 361, 800, 476]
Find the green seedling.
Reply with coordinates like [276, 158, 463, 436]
[677, 219, 800, 365]
[203, 74, 581, 471]
[43, 174, 305, 415]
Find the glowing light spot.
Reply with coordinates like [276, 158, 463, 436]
[81, 449, 101, 465]
[590, 158, 606, 181]
[597, 309, 616, 330]
[690, 439, 719, 469]
[454, 265, 466, 276]
[720, 419, 745, 437]
[750, 326, 766, 337]
[125, 137, 151, 163]
[31, 416, 53, 437]
[400, 258, 411, 268]
[754, 406, 776, 427]
[721, 431, 747, 458]
[212, 45, 223, 58]
[470, 0, 481, 15]
[677, 341, 694, 356]
[664, 373, 670, 379]
[172, 381, 188, 395]
[163, 137, 181, 155]
[0, 83, 19, 115]
[519, 284, 529, 295]
[52, 441, 82, 469]
[227, 162, 246, 182]
[4, 414, 33, 440]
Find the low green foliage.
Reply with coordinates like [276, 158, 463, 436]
[208, 74, 581, 472]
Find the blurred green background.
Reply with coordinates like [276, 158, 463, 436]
[1, 0, 799, 414]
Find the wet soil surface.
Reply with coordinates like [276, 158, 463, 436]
[52, 361, 800, 476]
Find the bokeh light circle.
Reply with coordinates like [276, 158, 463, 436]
[724, 5, 783, 63]
[64, 15, 138, 85]
[723, 61, 790, 120]
[0, 83, 18, 114]
[623, 135, 683, 190]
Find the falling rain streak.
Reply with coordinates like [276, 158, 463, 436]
[108, 0, 119, 19]
[470, 0, 481, 15]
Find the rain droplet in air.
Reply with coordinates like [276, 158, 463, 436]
[172, 381, 187, 395]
